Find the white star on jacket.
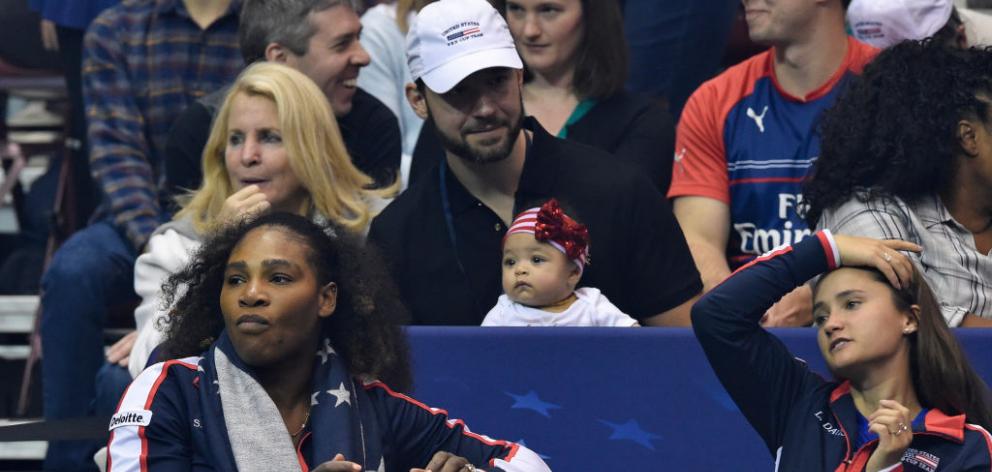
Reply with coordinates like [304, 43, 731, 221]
[327, 382, 351, 407]
[316, 338, 337, 364]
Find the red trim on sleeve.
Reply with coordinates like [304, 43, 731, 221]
[963, 423, 992, 461]
[815, 232, 838, 270]
[487, 442, 522, 468]
[726, 244, 794, 280]
[138, 360, 196, 471]
[107, 431, 115, 471]
[362, 381, 515, 448]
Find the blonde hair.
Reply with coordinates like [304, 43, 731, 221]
[176, 62, 398, 234]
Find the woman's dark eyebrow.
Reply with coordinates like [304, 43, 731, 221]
[225, 261, 247, 271]
[812, 289, 867, 312]
[835, 289, 866, 299]
[262, 259, 299, 271]
[225, 260, 299, 271]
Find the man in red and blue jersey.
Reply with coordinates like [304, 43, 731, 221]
[669, 0, 876, 326]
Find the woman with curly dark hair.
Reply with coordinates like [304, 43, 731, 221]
[804, 39, 992, 328]
[105, 213, 550, 472]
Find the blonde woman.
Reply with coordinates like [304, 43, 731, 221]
[127, 62, 397, 377]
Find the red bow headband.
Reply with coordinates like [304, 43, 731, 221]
[504, 199, 590, 272]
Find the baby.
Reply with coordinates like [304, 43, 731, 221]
[482, 199, 639, 327]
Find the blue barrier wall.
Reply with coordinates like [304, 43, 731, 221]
[406, 327, 992, 471]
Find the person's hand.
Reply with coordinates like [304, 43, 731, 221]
[106, 330, 137, 367]
[761, 284, 813, 327]
[411, 451, 481, 472]
[865, 399, 913, 472]
[312, 453, 361, 472]
[217, 185, 270, 226]
[40, 19, 58, 51]
[833, 235, 922, 289]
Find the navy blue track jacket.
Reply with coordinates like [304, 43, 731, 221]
[692, 231, 992, 471]
[105, 334, 549, 472]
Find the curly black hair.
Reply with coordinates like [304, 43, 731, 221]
[803, 40, 992, 226]
[159, 212, 413, 391]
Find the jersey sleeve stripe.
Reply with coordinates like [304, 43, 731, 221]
[362, 380, 514, 448]
[816, 230, 840, 270]
[963, 422, 992, 464]
[107, 358, 199, 471]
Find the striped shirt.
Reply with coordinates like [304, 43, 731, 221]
[818, 192, 992, 327]
[83, 0, 243, 250]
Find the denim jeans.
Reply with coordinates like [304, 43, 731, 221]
[40, 220, 136, 471]
[623, 0, 738, 119]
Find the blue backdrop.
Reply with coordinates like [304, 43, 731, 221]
[406, 327, 992, 471]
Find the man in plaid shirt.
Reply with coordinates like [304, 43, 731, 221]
[38, 1, 243, 469]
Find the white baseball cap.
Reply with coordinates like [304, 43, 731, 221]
[847, 0, 954, 48]
[406, 0, 523, 94]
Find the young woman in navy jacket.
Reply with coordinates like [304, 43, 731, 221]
[693, 231, 992, 471]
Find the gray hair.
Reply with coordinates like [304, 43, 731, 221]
[239, 0, 355, 64]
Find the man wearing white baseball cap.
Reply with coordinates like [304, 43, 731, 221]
[368, 0, 702, 327]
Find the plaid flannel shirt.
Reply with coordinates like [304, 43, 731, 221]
[83, 0, 243, 250]
[818, 192, 992, 327]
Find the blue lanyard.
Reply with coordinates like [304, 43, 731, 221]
[439, 161, 467, 276]
[438, 131, 531, 273]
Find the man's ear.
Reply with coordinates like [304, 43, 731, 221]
[405, 82, 429, 120]
[265, 42, 290, 64]
[318, 282, 338, 318]
[958, 119, 980, 158]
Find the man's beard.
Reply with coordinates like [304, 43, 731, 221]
[430, 101, 525, 165]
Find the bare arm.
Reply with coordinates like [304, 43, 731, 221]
[960, 313, 992, 328]
[673, 196, 732, 292]
[641, 294, 699, 327]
